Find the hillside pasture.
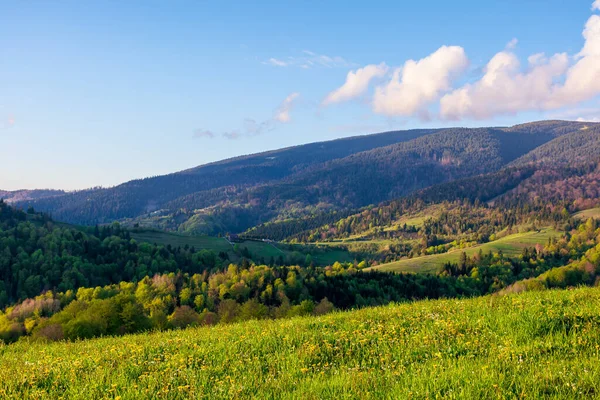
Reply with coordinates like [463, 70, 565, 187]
[370, 228, 560, 274]
[131, 229, 354, 266]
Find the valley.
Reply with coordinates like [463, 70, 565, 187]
[3, 119, 600, 398]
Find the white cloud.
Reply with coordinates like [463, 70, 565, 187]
[440, 51, 569, 119]
[550, 14, 600, 107]
[263, 50, 355, 69]
[440, 7, 600, 120]
[527, 52, 546, 65]
[593, 0, 600, 11]
[322, 63, 388, 106]
[274, 92, 300, 123]
[372, 46, 469, 117]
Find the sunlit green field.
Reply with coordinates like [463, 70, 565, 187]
[370, 228, 560, 274]
[310, 249, 355, 265]
[131, 229, 354, 266]
[1, 287, 599, 399]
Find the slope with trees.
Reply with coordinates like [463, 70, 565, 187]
[16, 121, 595, 235]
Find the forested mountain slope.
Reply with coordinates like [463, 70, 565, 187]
[15, 120, 595, 234]
[510, 124, 600, 166]
[123, 126, 567, 234]
[260, 158, 600, 244]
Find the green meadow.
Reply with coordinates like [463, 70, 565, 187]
[2, 287, 600, 399]
[131, 229, 354, 266]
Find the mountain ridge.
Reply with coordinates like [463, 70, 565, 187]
[13, 120, 598, 234]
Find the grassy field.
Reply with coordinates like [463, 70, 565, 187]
[131, 229, 354, 266]
[574, 207, 600, 220]
[234, 239, 285, 258]
[311, 249, 355, 265]
[370, 228, 560, 274]
[2, 287, 600, 398]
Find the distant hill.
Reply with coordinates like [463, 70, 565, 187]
[18, 128, 438, 225]
[17, 120, 597, 234]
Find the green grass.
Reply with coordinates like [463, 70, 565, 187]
[2, 287, 600, 399]
[393, 213, 431, 229]
[370, 228, 560, 274]
[574, 207, 600, 220]
[311, 249, 354, 265]
[131, 230, 283, 261]
[238, 240, 286, 259]
[131, 229, 354, 266]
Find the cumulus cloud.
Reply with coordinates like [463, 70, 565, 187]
[594, 0, 600, 11]
[274, 92, 300, 123]
[372, 46, 469, 117]
[551, 13, 600, 106]
[440, 51, 569, 119]
[192, 129, 215, 139]
[263, 50, 355, 69]
[440, 5, 600, 120]
[322, 63, 388, 106]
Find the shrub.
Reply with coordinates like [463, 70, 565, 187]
[33, 324, 64, 342]
[313, 298, 334, 316]
[169, 306, 200, 329]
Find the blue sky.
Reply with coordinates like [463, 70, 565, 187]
[1, 0, 599, 190]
